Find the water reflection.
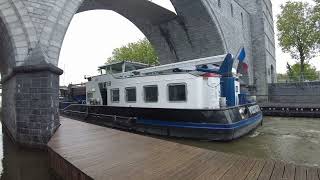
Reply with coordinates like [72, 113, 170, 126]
[169, 116, 320, 167]
[0, 123, 54, 180]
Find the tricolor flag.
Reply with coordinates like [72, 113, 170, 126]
[238, 48, 246, 62]
[237, 48, 248, 74]
[242, 63, 249, 74]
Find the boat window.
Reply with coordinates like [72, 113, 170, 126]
[111, 89, 120, 103]
[126, 87, 136, 102]
[168, 84, 187, 102]
[144, 85, 158, 102]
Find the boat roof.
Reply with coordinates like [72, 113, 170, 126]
[98, 61, 150, 70]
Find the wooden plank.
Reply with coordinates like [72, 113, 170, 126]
[192, 153, 238, 180]
[296, 166, 307, 180]
[270, 161, 285, 180]
[207, 155, 241, 179]
[149, 150, 215, 180]
[81, 137, 184, 176]
[220, 158, 256, 180]
[232, 159, 256, 180]
[96, 145, 206, 180]
[257, 160, 275, 180]
[48, 117, 320, 180]
[152, 151, 219, 180]
[307, 167, 319, 180]
[218, 157, 248, 180]
[282, 163, 295, 180]
[245, 160, 266, 180]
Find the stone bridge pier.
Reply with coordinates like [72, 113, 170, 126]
[0, 0, 275, 147]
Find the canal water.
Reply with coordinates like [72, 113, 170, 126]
[0, 116, 319, 179]
[0, 123, 54, 180]
[172, 116, 320, 167]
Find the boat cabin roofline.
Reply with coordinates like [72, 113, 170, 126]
[87, 71, 213, 80]
[91, 54, 228, 80]
[98, 61, 151, 70]
[97, 61, 151, 76]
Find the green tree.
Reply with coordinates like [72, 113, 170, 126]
[107, 38, 159, 65]
[313, 0, 320, 43]
[277, 2, 318, 81]
[287, 62, 318, 81]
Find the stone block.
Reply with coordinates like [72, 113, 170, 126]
[1, 64, 62, 148]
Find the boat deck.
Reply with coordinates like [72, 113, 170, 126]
[48, 117, 320, 180]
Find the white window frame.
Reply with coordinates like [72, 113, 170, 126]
[167, 83, 188, 102]
[143, 85, 159, 103]
[111, 88, 120, 103]
[125, 87, 137, 103]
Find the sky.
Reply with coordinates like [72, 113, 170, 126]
[272, 0, 319, 74]
[58, 0, 319, 85]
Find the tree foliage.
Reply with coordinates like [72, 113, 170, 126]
[277, 2, 319, 80]
[314, 0, 320, 43]
[287, 62, 318, 81]
[107, 38, 159, 65]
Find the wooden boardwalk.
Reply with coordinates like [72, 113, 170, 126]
[48, 117, 320, 180]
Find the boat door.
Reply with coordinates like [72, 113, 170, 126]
[98, 82, 108, 105]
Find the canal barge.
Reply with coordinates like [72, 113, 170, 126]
[62, 52, 263, 141]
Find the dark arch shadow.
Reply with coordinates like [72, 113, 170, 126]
[0, 18, 14, 74]
[271, 64, 275, 83]
[70, 0, 226, 64]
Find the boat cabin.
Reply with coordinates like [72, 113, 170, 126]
[67, 52, 263, 141]
[86, 54, 242, 110]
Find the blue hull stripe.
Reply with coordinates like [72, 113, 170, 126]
[136, 113, 263, 130]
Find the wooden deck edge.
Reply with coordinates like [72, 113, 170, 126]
[48, 147, 93, 180]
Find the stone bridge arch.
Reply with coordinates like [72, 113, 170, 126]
[0, 0, 275, 147]
[0, 0, 37, 73]
[0, 0, 228, 147]
[41, 0, 227, 66]
[0, 0, 42, 144]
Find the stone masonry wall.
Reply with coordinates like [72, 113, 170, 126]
[235, 0, 276, 101]
[15, 71, 60, 146]
[2, 69, 61, 147]
[269, 82, 320, 104]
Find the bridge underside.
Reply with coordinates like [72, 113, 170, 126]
[76, 0, 226, 64]
[0, 0, 274, 147]
[78, 0, 177, 24]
